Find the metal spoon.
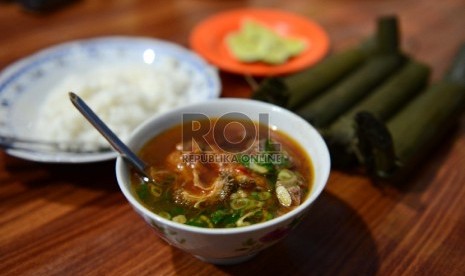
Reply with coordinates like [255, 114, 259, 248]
[69, 92, 153, 182]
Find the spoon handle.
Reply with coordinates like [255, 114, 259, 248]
[69, 92, 149, 178]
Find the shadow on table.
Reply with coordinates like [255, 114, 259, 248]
[1, 154, 122, 208]
[170, 191, 379, 276]
[2, 154, 118, 191]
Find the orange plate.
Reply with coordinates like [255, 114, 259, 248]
[189, 8, 330, 76]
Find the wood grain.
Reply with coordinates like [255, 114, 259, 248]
[1, 0, 465, 275]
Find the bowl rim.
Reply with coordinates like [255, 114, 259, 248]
[115, 98, 331, 235]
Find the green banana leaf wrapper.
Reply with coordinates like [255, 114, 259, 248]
[355, 43, 465, 181]
[326, 60, 430, 167]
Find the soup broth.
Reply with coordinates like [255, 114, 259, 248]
[132, 118, 314, 228]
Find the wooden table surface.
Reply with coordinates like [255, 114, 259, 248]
[1, 0, 465, 275]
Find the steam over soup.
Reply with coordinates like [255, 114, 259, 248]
[132, 118, 314, 228]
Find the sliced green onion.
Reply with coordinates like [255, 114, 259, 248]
[199, 215, 214, 228]
[276, 185, 292, 207]
[257, 191, 271, 201]
[187, 215, 214, 228]
[230, 189, 247, 200]
[249, 162, 269, 174]
[172, 215, 187, 224]
[236, 210, 259, 227]
[158, 211, 171, 220]
[249, 200, 264, 209]
[211, 209, 228, 225]
[222, 212, 242, 226]
[263, 211, 274, 221]
[149, 183, 163, 197]
[136, 183, 149, 200]
[277, 169, 295, 180]
[230, 198, 251, 210]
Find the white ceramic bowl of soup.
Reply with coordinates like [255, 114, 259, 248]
[116, 98, 330, 265]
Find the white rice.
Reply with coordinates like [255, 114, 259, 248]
[34, 57, 208, 151]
